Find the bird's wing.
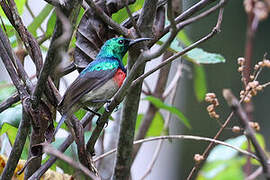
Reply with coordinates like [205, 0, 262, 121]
[59, 68, 117, 112]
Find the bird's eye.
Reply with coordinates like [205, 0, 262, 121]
[118, 40, 124, 44]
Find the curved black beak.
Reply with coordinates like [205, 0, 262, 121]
[128, 37, 152, 47]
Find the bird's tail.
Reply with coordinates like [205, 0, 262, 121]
[49, 114, 68, 142]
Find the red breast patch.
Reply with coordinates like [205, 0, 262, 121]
[113, 69, 126, 87]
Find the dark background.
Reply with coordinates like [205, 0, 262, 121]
[177, 0, 270, 178]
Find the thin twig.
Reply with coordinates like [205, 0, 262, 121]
[245, 167, 263, 180]
[0, 109, 31, 180]
[94, 135, 259, 162]
[160, 0, 219, 40]
[141, 140, 163, 180]
[162, 64, 182, 98]
[187, 113, 234, 180]
[125, 2, 142, 37]
[43, 0, 62, 7]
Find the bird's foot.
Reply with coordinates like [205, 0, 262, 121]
[96, 117, 109, 128]
[91, 99, 111, 104]
[105, 103, 110, 112]
[105, 101, 120, 112]
[90, 150, 95, 156]
[115, 105, 119, 111]
[83, 106, 101, 117]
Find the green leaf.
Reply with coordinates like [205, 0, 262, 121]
[76, 7, 85, 26]
[74, 109, 86, 120]
[0, 121, 29, 160]
[241, 133, 265, 151]
[135, 112, 164, 137]
[186, 48, 225, 64]
[136, 112, 164, 137]
[193, 65, 207, 102]
[0, 104, 22, 129]
[0, 0, 26, 17]
[0, 81, 16, 103]
[146, 112, 164, 137]
[198, 158, 245, 180]
[199, 136, 247, 180]
[123, 53, 128, 66]
[20, 138, 30, 160]
[207, 136, 247, 162]
[135, 114, 144, 133]
[241, 133, 265, 165]
[144, 96, 191, 128]
[207, 134, 265, 168]
[27, 4, 54, 37]
[177, 30, 192, 46]
[1, 123, 18, 145]
[0, 19, 16, 38]
[112, 0, 143, 23]
[45, 11, 56, 37]
[84, 131, 92, 142]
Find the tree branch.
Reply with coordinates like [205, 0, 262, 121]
[223, 89, 270, 179]
[246, 167, 263, 180]
[43, 0, 62, 7]
[42, 143, 100, 180]
[0, 19, 33, 179]
[0, 92, 20, 113]
[0, 109, 31, 180]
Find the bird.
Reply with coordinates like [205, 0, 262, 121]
[52, 37, 151, 139]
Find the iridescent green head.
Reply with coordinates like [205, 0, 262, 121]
[96, 37, 151, 61]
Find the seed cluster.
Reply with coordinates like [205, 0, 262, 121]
[205, 93, 219, 119]
[194, 154, 204, 164]
[232, 122, 260, 133]
[240, 81, 263, 103]
[232, 126, 241, 133]
[237, 57, 269, 103]
[244, 0, 269, 21]
[249, 121, 260, 131]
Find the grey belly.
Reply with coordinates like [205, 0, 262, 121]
[80, 78, 119, 108]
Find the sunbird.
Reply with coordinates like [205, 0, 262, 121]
[53, 37, 150, 137]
